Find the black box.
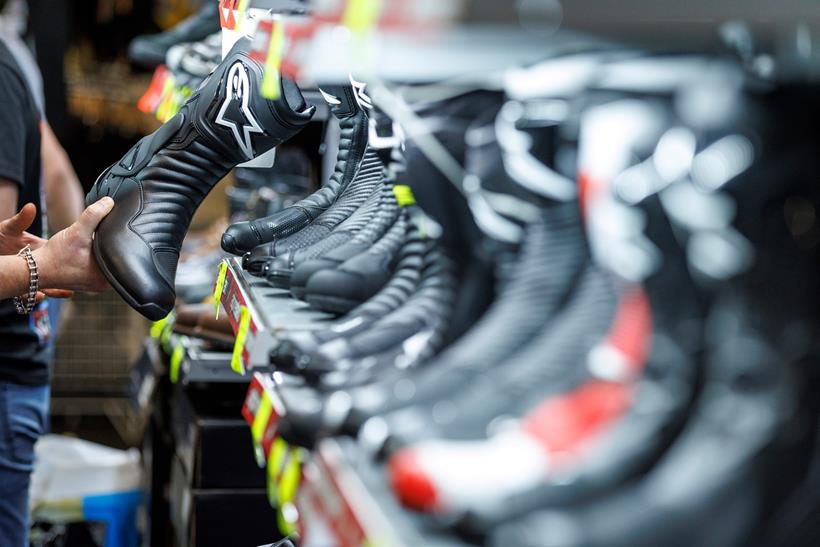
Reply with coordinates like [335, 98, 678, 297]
[171, 383, 266, 489]
[170, 457, 281, 547]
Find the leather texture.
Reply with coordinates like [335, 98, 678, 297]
[243, 149, 383, 274]
[87, 38, 314, 319]
[312, 244, 457, 374]
[269, 181, 401, 289]
[303, 202, 410, 313]
[221, 83, 371, 254]
[271, 215, 422, 370]
[275, 245, 459, 448]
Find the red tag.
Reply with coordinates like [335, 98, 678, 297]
[219, 0, 239, 29]
[260, 414, 278, 457]
[137, 66, 169, 114]
[241, 373, 265, 426]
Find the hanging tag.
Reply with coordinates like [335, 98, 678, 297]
[174, 85, 193, 116]
[251, 394, 274, 445]
[150, 313, 170, 340]
[343, 0, 382, 37]
[392, 184, 416, 207]
[235, 0, 250, 30]
[169, 341, 186, 384]
[138, 66, 169, 114]
[267, 436, 289, 505]
[155, 73, 176, 121]
[231, 306, 251, 374]
[160, 320, 174, 353]
[278, 448, 302, 504]
[275, 448, 301, 535]
[219, 0, 239, 30]
[261, 20, 285, 100]
[277, 503, 297, 537]
[250, 18, 273, 62]
[213, 260, 229, 319]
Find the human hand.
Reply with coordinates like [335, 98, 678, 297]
[0, 203, 47, 255]
[33, 197, 115, 293]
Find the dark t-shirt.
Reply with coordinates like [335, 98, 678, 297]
[0, 40, 49, 386]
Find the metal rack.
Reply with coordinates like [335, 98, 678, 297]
[217, 257, 334, 373]
[222, 260, 473, 547]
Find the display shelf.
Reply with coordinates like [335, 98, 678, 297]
[126, 338, 167, 440]
[239, 372, 471, 547]
[309, 438, 470, 547]
[295, 438, 416, 547]
[175, 335, 272, 385]
[218, 257, 336, 372]
[128, 338, 166, 413]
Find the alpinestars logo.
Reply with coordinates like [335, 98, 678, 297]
[350, 76, 373, 111]
[216, 61, 263, 160]
[318, 89, 341, 106]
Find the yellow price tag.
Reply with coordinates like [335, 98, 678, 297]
[277, 503, 297, 537]
[278, 448, 302, 504]
[213, 260, 229, 319]
[392, 184, 416, 207]
[274, 449, 302, 534]
[343, 0, 382, 36]
[159, 74, 180, 122]
[172, 86, 192, 118]
[169, 341, 185, 384]
[236, 0, 250, 29]
[150, 314, 169, 339]
[160, 322, 174, 353]
[267, 437, 289, 505]
[231, 306, 251, 374]
[251, 395, 273, 444]
[261, 21, 286, 100]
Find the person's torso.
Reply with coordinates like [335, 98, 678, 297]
[0, 40, 50, 385]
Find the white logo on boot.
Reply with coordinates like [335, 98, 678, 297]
[350, 76, 373, 110]
[215, 61, 264, 160]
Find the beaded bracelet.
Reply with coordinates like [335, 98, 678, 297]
[13, 245, 38, 314]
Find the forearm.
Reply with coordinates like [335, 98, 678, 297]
[45, 170, 84, 232]
[42, 121, 83, 233]
[0, 254, 32, 300]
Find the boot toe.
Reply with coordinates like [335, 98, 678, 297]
[265, 256, 294, 288]
[221, 222, 261, 255]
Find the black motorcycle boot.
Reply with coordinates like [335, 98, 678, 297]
[287, 182, 402, 298]
[221, 84, 370, 254]
[270, 215, 422, 371]
[87, 38, 315, 320]
[302, 200, 408, 313]
[275, 246, 459, 449]
[289, 106, 589, 442]
[490, 71, 820, 547]
[297, 242, 456, 379]
[263, 180, 393, 288]
[242, 148, 383, 275]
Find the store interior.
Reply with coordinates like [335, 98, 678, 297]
[1, 0, 820, 546]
